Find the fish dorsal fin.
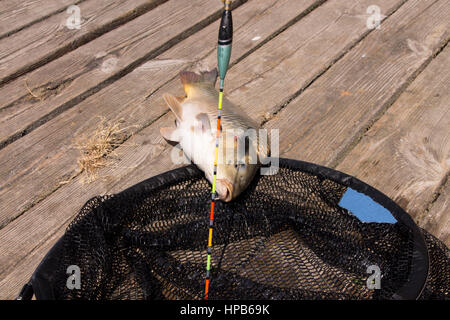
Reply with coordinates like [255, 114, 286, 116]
[180, 69, 218, 96]
[163, 93, 183, 121]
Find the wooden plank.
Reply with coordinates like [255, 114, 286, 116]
[0, 1, 408, 300]
[0, 0, 325, 296]
[224, 0, 406, 124]
[0, 0, 168, 86]
[0, 0, 82, 39]
[335, 45, 450, 244]
[0, 0, 226, 149]
[0, 226, 66, 300]
[421, 181, 449, 247]
[264, 0, 449, 168]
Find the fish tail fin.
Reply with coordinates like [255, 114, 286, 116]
[180, 69, 218, 96]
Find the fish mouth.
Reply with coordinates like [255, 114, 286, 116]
[216, 179, 233, 202]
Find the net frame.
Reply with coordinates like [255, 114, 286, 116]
[18, 158, 444, 300]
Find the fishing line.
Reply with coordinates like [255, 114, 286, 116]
[204, 0, 233, 300]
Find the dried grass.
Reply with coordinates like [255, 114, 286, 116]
[25, 79, 42, 101]
[63, 117, 130, 185]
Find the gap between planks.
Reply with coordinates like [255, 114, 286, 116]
[422, 177, 449, 245]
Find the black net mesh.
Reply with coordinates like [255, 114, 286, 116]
[418, 231, 450, 300]
[32, 160, 449, 300]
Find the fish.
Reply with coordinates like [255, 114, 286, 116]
[160, 69, 269, 202]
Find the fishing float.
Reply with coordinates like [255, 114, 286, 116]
[204, 0, 233, 301]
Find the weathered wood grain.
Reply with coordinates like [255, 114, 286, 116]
[422, 181, 449, 246]
[0, 225, 66, 300]
[0, 0, 324, 296]
[0, 0, 226, 149]
[0, 0, 83, 39]
[336, 45, 450, 245]
[224, 0, 408, 124]
[264, 0, 449, 169]
[0, 0, 168, 86]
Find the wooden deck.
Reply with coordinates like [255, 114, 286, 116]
[0, 0, 448, 299]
